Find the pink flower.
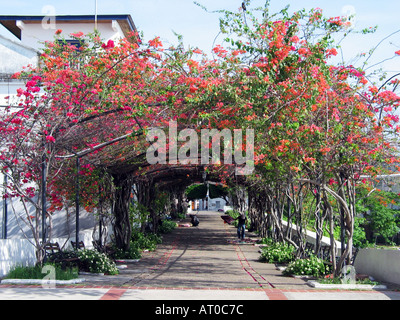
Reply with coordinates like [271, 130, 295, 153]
[46, 135, 56, 143]
[101, 39, 115, 50]
[26, 80, 37, 87]
[71, 32, 84, 38]
[328, 178, 337, 185]
[326, 48, 338, 57]
[11, 118, 22, 124]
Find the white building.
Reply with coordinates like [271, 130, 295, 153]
[0, 33, 38, 108]
[0, 14, 138, 108]
[0, 14, 137, 50]
[188, 195, 231, 213]
[0, 14, 138, 239]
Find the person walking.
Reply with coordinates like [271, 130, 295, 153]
[236, 212, 246, 241]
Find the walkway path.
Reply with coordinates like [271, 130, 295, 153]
[79, 210, 311, 290]
[1, 211, 400, 301]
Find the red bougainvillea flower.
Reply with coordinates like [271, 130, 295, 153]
[71, 32, 84, 38]
[46, 135, 56, 143]
[101, 39, 115, 50]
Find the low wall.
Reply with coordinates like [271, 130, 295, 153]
[0, 231, 95, 278]
[283, 222, 400, 286]
[354, 248, 400, 286]
[0, 239, 36, 277]
[281, 220, 341, 250]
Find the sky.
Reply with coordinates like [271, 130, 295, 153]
[0, 0, 399, 76]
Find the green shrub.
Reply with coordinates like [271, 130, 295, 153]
[226, 210, 240, 227]
[46, 250, 80, 270]
[176, 212, 187, 220]
[111, 242, 142, 260]
[259, 242, 296, 264]
[259, 237, 275, 246]
[77, 249, 119, 275]
[5, 263, 78, 280]
[225, 209, 240, 219]
[147, 232, 163, 244]
[132, 232, 162, 251]
[226, 209, 250, 228]
[283, 255, 331, 277]
[158, 220, 177, 234]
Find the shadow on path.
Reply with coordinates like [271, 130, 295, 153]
[82, 211, 309, 289]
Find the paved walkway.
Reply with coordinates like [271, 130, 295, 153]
[1, 211, 400, 301]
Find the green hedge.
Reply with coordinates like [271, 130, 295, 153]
[259, 242, 296, 264]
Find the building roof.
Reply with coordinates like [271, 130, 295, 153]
[0, 14, 138, 42]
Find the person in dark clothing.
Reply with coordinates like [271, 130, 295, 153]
[191, 214, 199, 227]
[236, 212, 246, 241]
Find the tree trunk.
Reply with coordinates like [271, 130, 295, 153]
[323, 190, 337, 275]
[112, 173, 133, 251]
[328, 177, 355, 277]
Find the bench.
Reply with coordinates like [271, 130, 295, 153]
[71, 241, 85, 250]
[43, 242, 80, 267]
[321, 245, 332, 261]
[43, 242, 62, 255]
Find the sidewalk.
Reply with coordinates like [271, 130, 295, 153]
[1, 211, 400, 300]
[77, 210, 313, 290]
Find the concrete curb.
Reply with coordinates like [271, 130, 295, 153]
[307, 280, 387, 290]
[0, 278, 86, 285]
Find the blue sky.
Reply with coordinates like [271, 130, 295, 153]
[0, 0, 399, 76]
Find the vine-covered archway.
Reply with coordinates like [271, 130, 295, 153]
[1, 2, 399, 276]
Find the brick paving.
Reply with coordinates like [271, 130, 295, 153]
[1, 210, 400, 300]
[80, 211, 310, 290]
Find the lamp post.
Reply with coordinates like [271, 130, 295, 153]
[206, 182, 209, 211]
[94, 0, 98, 31]
[202, 171, 209, 211]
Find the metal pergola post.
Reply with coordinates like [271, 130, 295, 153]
[75, 156, 80, 250]
[2, 173, 8, 239]
[42, 152, 47, 244]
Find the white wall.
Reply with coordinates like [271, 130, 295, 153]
[20, 21, 123, 51]
[354, 248, 400, 286]
[282, 219, 341, 249]
[0, 34, 39, 107]
[0, 239, 36, 277]
[209, 197, 226, 210]
[0, 35, 38, 73]
[0, 231, 95, 278]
